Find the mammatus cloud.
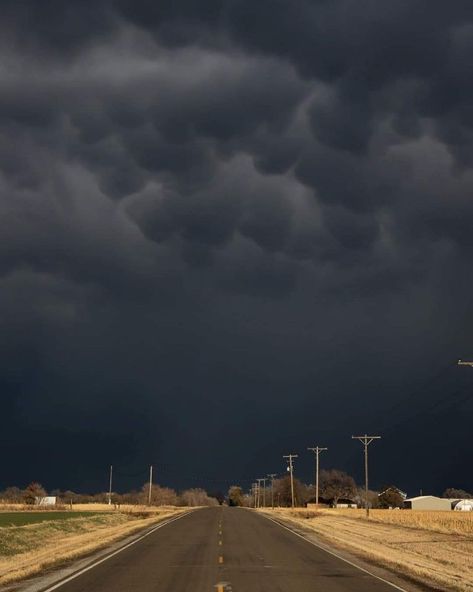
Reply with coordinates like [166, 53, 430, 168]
[1, 1, 473, 493]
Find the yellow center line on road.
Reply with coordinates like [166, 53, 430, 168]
[218, 555, 224, 564]
[218, 540, 222, 546]
[217, 586, 224, 592]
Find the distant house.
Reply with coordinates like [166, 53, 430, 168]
[307, 497, 356, 509]
[403, 495, 451, 511]
[335, 498, 357, 509]
[35, 496, 57, 506]
[452, 499, 473, 512]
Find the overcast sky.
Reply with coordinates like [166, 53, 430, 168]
[2, 1, 473, 496]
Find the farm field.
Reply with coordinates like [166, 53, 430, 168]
[0, 506, 186, 585]
[327, 507, 473, 535]
[0, 511, 106, 527]
[261, 508, 473, 591]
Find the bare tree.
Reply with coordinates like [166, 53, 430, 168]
[227, 486, 244, 507]
[0, 486, 23, 503]
[273, 476, 309, 507]
[319, 470, 356, 507]
[442, 487, 472, 499]
[142, 484, 178, 506]
[180, 488, 218, 506]
[23, 482, 47, 505]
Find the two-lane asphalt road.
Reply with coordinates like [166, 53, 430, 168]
[39, 507, 410, 592]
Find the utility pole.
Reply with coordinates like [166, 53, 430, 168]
[283, 454, 298, 508]
[352, 435, 381, 517]
[252, 483, 258, 508]
[108, 465, 113, 506]
[267, 474, 277, 509]
[148, 465, 153, 506]
[256, 479, 264, 508]
[307, 446, 327, 507]
[261, 478, 267, 508]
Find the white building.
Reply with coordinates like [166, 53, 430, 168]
[403, 495, 451, 511]
[35, 496, 57, 506]
[452, 499, 473, 511]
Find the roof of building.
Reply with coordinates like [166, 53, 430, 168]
[379, 487, 407, 498]
[404, 495, 444, 501]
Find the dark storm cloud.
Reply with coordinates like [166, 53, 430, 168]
[1, 1, 473, 494]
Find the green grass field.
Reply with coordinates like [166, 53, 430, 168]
[0, 512, 105, 528]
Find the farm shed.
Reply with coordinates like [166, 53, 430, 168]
[452, 499, 473, 511]
[35, 496, 57, 506]
[403, 495, 451, 510]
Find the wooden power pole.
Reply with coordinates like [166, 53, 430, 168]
[352, 435, 381, 517]
[267, 474, 277, 509]
[307, 446, 327, 506]
[108, 465, 113, 506]
[148, 465, 153, 506]
[283, 454, 298, 508]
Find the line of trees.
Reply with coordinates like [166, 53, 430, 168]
[228, 472, 473, 509]
[0, 483, 219, 507]
[228, 470, 363, 508]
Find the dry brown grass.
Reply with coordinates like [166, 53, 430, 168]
[0, 506, 186, 585]
[261, 508, 473, 591]
[325, 507, 473, 535]
[0, 504, 68, 512]
[0, 502, 179, 513]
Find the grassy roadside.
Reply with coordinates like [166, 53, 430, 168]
[0, 512, 106, 528]
[260, 508, 473, 592]
[0, 506, 187, 586]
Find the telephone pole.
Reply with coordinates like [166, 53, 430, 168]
[148, 465, 153, 506]
[108, 465, 113, 506]
[256, 479, 264, 508]
[352, 435, 381, 517]
[283, 454, 298, 508]
[252, 483, 258, 508]
[267, 474, 277, 509]
[261, 478, 267, 508]
[307, 446, 327, 506]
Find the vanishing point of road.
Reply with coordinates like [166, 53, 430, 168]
[40, 507, 410, 592]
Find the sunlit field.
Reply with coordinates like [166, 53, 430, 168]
[314, 507, 473, 535]
[263, 507, 473, 592]
[0, 505, 186, 585]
